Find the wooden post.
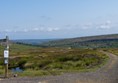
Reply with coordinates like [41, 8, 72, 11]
[4, 36, 9, 78]
[5, 60, 8, 78]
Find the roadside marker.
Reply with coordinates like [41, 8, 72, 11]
[4, 36, 9, 78]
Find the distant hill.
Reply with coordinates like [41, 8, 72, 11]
[39, 34, 118, 48]
[12, 39, 58, 45]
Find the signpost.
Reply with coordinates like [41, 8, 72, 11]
[4, 36, 9, 78]
[4, 50, 9, 58]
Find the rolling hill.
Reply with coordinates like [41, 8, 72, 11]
[12, 39, 56, 45]
[39, 34, 118, 48]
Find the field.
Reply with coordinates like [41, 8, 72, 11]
[0, 44, 109, 76]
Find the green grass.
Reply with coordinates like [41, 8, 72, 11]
[104, 48, 118, 56]
[0, 66, 4, 75]
[0, 44, 109, 77]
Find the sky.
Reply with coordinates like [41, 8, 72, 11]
[0, 0, 118, 39]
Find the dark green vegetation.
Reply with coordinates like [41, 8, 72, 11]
[40, 34, 118, 48]
[0, 44, 108, 76]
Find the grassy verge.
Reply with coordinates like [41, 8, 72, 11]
[0, 44, 109, 77]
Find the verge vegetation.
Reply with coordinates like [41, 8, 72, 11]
[0, 44, 109, 76]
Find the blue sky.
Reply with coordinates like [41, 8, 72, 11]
[0, 0, 118, 39]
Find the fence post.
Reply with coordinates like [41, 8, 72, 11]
[4, 36, 9, 78]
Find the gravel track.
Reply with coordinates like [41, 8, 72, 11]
[0, 51, 118, 83]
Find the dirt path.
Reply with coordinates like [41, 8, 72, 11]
[0, 51, 118, 83]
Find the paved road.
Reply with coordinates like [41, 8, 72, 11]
[0, 51, 118, 83]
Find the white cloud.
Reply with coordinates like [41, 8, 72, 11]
[31, 27, 60, 32]
[1, 20, 114, 34]
[80, 20, 112, 30]
[106, 20, 111, 24]
[96, 20, 112, 29]
[81, 23, 93, 29]
[23, 29, 29, 32]
[1, 27, 60, 33]
[47, 27, 60, 32]
[31, 28, 39, 31]
[98, 24, 111, 29]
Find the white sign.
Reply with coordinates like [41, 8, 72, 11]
[4, 59, 8, 64]
[4, 50, 9, 58]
